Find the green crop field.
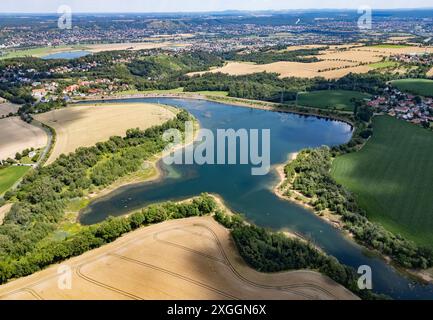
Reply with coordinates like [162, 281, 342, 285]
[391, 79, 433, 97]
[370, 44, 412, 49]
[368, 61, 398, 69]
[0, 166, 30, 195]
[331, 116, 433, 248]
[297, 90, 371, 111]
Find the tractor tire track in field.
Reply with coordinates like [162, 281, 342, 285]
[108, 253, 240, 300]
[75, 264, 142, 300]
[152, 224, 337, 299]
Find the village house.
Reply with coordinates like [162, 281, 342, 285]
[31, 88, 47, 100]
[63, 84, 80, 94]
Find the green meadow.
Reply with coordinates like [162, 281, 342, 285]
[371, 44, 412, 49]
[297, 90, 371, 111]
[331, 116, 433, 248]
[391, 79, 433, 97]
[0, 166, 30, 195]
[368, 61, 398, 69]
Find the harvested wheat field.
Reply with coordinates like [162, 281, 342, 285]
[359, 45, 433, 56]
[0, 216, 357, 300]
[189, 60, 368, 79]
[0, 100, 20, 117]
[34, 103, 175, 165]
[282, 44, 325, 51]
[190, 44, 433, 79]
[86, 42, 190, 53]
[0, 117, 48, 161]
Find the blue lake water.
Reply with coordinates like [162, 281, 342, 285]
[79, 98, 433, 299]
[42, 50, 91, 60]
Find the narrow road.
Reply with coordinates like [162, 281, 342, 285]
[2, 119, 53, 197]
[31, 119, 54, 168]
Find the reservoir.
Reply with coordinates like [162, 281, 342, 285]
[80, 98, 433, 299]
[42, 50, 91, 60]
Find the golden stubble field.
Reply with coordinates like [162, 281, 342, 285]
[0, 117, 48, 161]
[0, 216, 358, 300]
[189, 44, 433, 79]
[34, 103, 175, 165]
[86, 41, 190, 53]
[0, 100, 20, 117]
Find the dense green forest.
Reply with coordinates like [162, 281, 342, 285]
[0, 110, 193, 283]
[128, 51, 224, 79]
[223, 47, 324, 64]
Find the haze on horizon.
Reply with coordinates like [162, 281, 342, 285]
[0, 0, 432, 13]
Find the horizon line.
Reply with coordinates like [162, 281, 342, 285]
[0, 7, 433, 15]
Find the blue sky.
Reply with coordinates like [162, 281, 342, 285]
[0, 0, 431, 13]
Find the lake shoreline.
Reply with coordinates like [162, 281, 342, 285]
[78, 114, 201, 220]
[73, 92, 355, 128]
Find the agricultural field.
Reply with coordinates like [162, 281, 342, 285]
[0, 117, 48, 161]
[34, 103, 175, 165]
[0, 216, 356, 300]
[189, 60, 372, 79]
[85, 41, 189, 53]
[190, 44, 433, 79]
[359, 45, 433, 55]
[369, 44, 413, 49]
[391, 79, 433, 97]
[0, 100, 20, 117]
[0, 166, 30, 195]
[331, 116, 433, 248]
[297, 90, 371, 111]
[368, 61, 399, 69]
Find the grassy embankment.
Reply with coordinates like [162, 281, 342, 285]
[297, 90, 371, 112]
[331, 116, 433, 248]
[118, 87, 229, 97]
